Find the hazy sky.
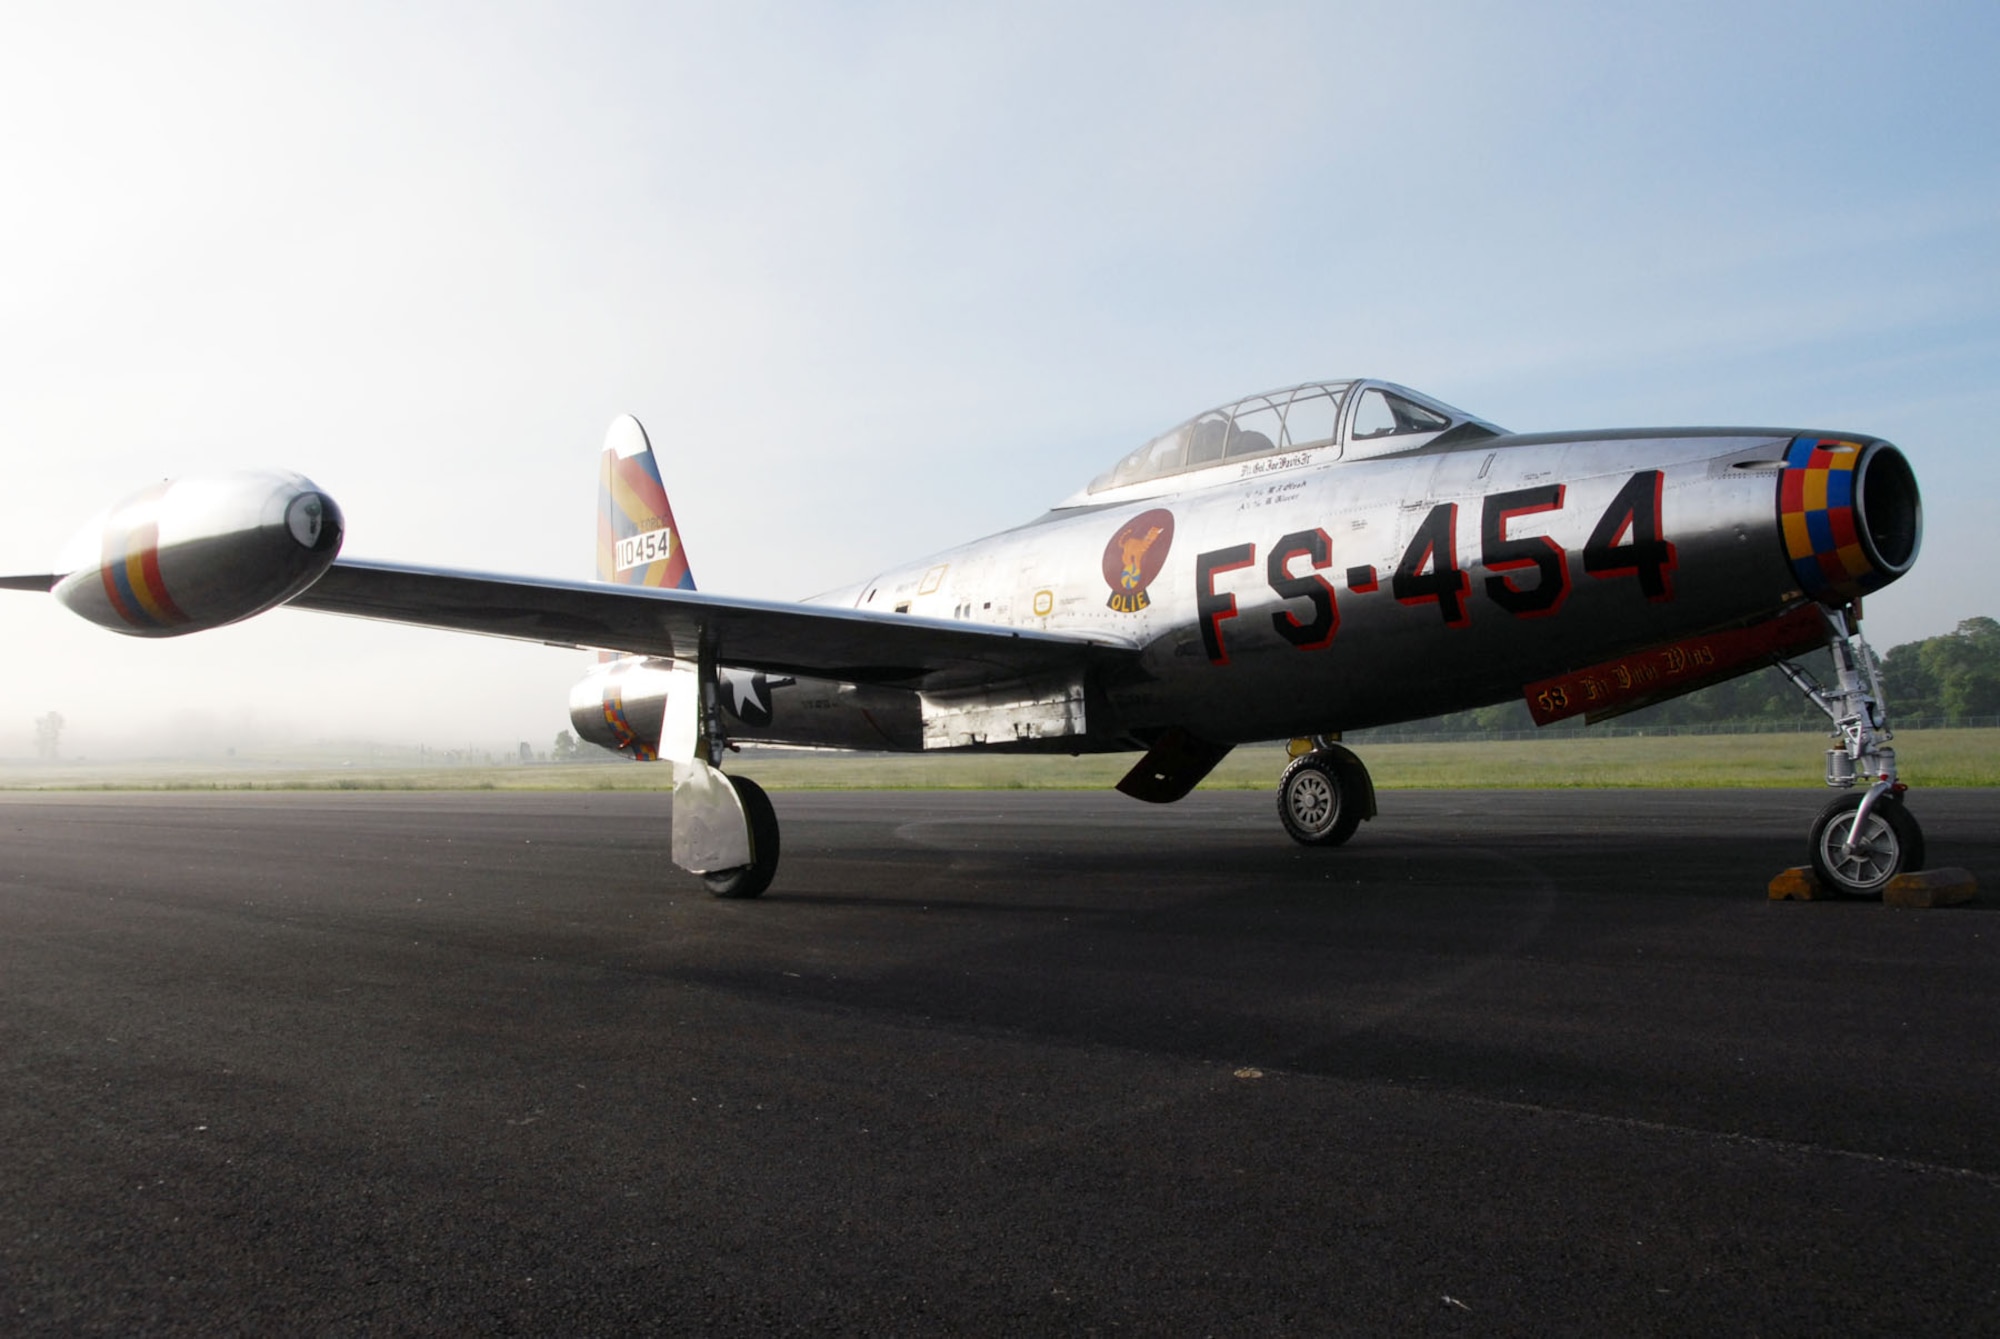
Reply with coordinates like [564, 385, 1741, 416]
[2, 2, 1996, 757]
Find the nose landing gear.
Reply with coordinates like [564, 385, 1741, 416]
[1777, 606, 1924, 897]
[1807, 789, 1924, 897]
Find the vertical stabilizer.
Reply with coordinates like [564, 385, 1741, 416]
[596, 415, 695, 590]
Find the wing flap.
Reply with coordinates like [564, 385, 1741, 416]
[290, 559, 1131, 691]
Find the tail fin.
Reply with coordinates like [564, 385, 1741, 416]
[596, 415, 695, 590]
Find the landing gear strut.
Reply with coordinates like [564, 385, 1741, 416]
[1277, 738, 1376, 847]
[1776, 606, 1924, 896]
[662, 650, 783, 899]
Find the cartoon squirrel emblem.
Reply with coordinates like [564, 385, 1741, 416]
[1102, 509, 1175, 613]
[1119, 526, 1165, 590]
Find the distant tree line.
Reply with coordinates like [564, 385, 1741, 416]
[1354, 616, 2000, 739]
[1882, 617, 2000, 719]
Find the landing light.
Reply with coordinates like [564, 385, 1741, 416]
[287, 493, 326, 548]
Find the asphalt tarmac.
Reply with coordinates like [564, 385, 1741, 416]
[2, 787, 1997, 1335]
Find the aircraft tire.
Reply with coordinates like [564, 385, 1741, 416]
[1277, 752, 1365, 847]
[702, 775, 782, 899]
[1808, 790, 1924, 897]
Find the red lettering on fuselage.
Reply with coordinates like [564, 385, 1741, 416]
[1195, 544, 1256, 665]
[1190, 476, 1677, 664]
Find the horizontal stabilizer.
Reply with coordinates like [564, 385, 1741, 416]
[0, 574, 57, 592]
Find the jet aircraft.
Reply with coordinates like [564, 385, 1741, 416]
[0, 379, 1925, 898]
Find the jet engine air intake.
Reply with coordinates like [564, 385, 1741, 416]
[1855, 443, 1920, 574]
[1778, 437, 1921, 605]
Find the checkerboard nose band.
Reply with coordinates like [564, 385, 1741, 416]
[1778, 436, 1883, 603]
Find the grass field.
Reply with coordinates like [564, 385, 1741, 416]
[3, 729, 1994, 792]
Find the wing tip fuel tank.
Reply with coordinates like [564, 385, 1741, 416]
[50, 472, 345, 636]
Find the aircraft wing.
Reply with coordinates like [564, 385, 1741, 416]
[289, 558, 1134, 692]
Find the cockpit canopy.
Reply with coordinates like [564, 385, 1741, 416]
[1069, 379, 1504, 506]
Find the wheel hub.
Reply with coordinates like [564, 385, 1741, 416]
[1819, 814, 1898, 890]
[1288, 772, 1335, 833]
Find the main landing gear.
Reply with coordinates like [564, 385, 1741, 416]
[700, 774, 781, 900]
[1777, 606, 1923, 897]
[1277, 738, 1376, 847]
[660, 653, 783, 900]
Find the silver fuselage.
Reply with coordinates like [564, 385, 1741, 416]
[628, 426, 1886, 753]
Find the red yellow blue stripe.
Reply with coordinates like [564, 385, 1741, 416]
[98, 487, 189, 630]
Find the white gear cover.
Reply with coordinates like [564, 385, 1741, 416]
[670, 759, 752, 873]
